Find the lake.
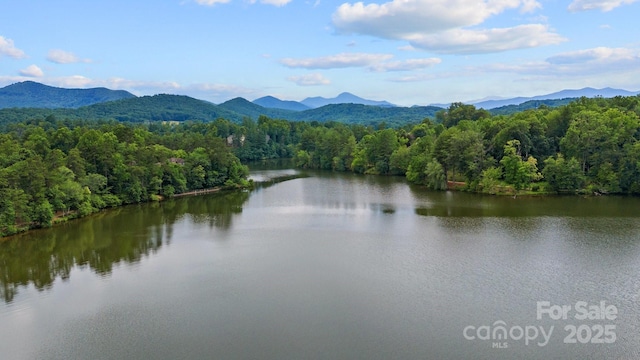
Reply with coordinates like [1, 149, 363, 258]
[1, 166, 639, 359]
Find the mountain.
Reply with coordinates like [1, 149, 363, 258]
[0, 81, 136, 109]
[472, 87, 639, 109]
[218, 97, 294, 119]
[74, 94, 244, 122]
[489, 98, 578, 115]
[252, 96, 310, 111]
[301, 92, 396, 109]
[290, 103, 441, 126]
[0, 94, 442, 128]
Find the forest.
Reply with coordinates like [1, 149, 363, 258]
[0, 117, 250, 237]
[1, 95, 640, 237]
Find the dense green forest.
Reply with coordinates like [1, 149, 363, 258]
[0, 116, 250, 237]
[0, 94, 443, 128]
[287, 96, 640, 196]
[2, 95, 640, 237]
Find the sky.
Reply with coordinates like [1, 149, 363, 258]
[1, 0, 639, 106]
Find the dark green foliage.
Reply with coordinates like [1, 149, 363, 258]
[0, 81, 135, 109]
[288, 96, 640, 197]
[489, 98, 578, 115]
[543, 155, 585, 192]
[291, 103, 442, 127]
[0, 120, 249, 237]
[0, 97, 443, 130]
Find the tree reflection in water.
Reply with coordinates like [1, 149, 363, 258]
[0, 190, 250, 303]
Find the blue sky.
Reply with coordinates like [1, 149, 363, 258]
[1, 0, 639, 106]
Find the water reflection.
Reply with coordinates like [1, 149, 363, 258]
[0, 190, 250, 303]
[411, 187, 640, 218]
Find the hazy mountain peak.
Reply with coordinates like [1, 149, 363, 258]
[252, 96, 310, 111]
[471, 87, 639, 109]
[301, 92, 396, 109]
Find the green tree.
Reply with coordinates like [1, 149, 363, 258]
[542, 154, 585, 193]
[500, 140, 541, 190]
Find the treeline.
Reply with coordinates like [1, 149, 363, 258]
[0, 116, 249, 237]
[3, 95, 640, 236]
[290, 96, 640, 195]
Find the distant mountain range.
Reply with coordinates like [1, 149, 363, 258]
[301, 92, 396, 108]
[252, 92, 395, 110]
[0, 81, 135, 109]
[1, 81, 638, 127]
[252, 96, 311, 111]
[469, 87, 639, 109]
[0, 84, 440, 127]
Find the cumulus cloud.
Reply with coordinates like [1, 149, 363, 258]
[568, 0, 638, 12]
[369, 57, 441, 72]
[281, 52, 442, 73]
[408, 24, 566, 54]
[47, 49, 91, 64]
[287, 73, 331, 86]
[331, 0, 564, 54]
[521, 0, 543, 12]
[280, 52, 393, 69]
[0, 36, 26, 59]
[480, 46, 640, 77]
[547, 47, 638, 65]
[19, 65, 44, 77]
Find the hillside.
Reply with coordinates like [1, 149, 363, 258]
[473, 87, 639, 109]
[218, 97, 295, 119]
[252, 96, 310, 111]
[489, 98, 578, 115]
[74, 94, 244, 122]
[11, 82, 637, 126]
[0, 81, 136, 109]
[301, 92, 396, 109]
[290, 103, 441, 126]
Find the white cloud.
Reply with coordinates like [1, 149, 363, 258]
[479, 47, 640, 78]
[251, 0, 293, 5]
[194, 0, 231, 5]
[19, 65, 44, 77]
[0, 36, 26, 59]
[331, 0, 565, 54]
[369, 57, 441, 72]
[281, 52, 442, 73]
[287, 73, 331, 86]
[521, 0, 542, 12]
[547, 47, 637, 65]
[568, 0, 639, 12]
[47, 49, 91, 64]
[280, 52, 393, 69]
[387, 71, 465, 82]
[408, 24, 566, 54]
[398, 45, 417, 51]
[333, 0, 540, 37]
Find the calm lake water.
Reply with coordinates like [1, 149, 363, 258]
[1, 165, 640, 359]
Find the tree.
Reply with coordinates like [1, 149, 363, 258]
[500, 140, 541, 190]
[480, 167, 502, 194]
[425, 159, 447, 190]
[542, 154, 585, 193]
